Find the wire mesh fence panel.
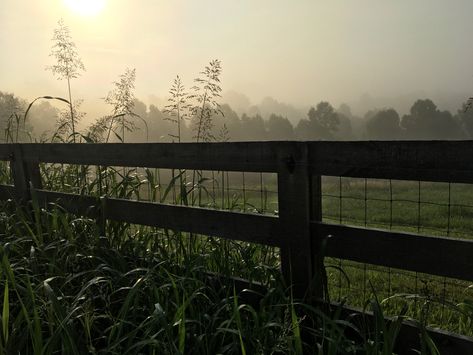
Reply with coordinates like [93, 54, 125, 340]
[2, 142, 473, 343]
[27, 161, 282, 286]
[38, 164, 279, 213]
[321, 175, 473, 335]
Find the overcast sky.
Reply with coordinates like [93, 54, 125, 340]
[2, 0, 473, 119]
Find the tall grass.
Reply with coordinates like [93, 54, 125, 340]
[0, 141, 468, 352]
[0, 198, 434, 353]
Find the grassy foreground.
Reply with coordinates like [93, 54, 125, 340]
[0, 197, 445, 354]
[0, 160, 470, 353]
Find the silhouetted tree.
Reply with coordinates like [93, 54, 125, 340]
[401, 99, 464, 139]
[266, 114, 293, 140]
[334, 104, 354, 140]
[0, 91, 30, 142]
[456, 101, 473, 138]
[0, 91, 25, 128]
[295, 102, 338, 140]
[126, 98, 149, 142]
[241, 114, 266, 140]
[219, 104, 242, 140]
[366, 109, 402, 140]
[310, 101, 340, 133]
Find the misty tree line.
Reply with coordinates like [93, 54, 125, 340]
[1, 89, 473, 143]
[2, 19, 473, 144]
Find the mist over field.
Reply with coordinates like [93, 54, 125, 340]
[2, 0, 473, 141]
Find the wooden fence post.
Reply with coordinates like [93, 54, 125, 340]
[278, 142, 322, 299]
[310, 174, 325, 300]
[11, 144, 42, 202]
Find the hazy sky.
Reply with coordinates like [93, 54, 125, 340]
[2, 0, 473, 119]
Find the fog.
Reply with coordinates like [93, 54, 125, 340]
[1, 0, 473, 134]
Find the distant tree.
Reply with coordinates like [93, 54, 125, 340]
[294, 119, 313, 140]
[266, 114, 293, 140]
[258, 97, 303, 123]
[337, 103, 353, 118]
[0, 91, 25, 127]
[47, 19, 85, 142]
[126, 98, 149, 142]
[456, 101, 473, 138]
[241, 114, 266, 140]
[310, 101, 340, 133]
[219, 104, 241, 140]
[221, 91, 251, 115]
[334, 114, 353, 140]
[366, 109, 402, 140]
[295, 102, 339, 140]
[149, 104, 180, 142]
[334, 103, 354, 140]
[0, 91, 29, 142]
[401, 99, 464, 139]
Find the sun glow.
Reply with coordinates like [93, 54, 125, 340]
[63, 0, 107, 17]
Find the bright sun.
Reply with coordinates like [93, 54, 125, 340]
[64, 0, 107, 17]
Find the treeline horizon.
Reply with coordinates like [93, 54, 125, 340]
[1, 89, 473, 143]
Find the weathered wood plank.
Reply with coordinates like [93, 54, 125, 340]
[19, 142, 283, 172]
[105, 198, 281, 246]
[308, 141, 473, 183]
[35, 190, 281, 246]
[11, 145, 29, 200]
[309, 174, 325, 300]
[10, 140, 473, 181]
[312, 222, 473, 281]
[278, 142, 315, 298]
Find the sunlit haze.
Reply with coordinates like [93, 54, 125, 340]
[2, 0, 473, 123]
[63, 0, 107, 17]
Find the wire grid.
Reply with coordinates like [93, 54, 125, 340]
[40, 165, 279, 215]
[36, 164, 282, 281]
[10, 162, 473, 333]
[322, 176, 473, 335]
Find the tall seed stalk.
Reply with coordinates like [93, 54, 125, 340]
[189, 60, 224, 206]
[104, 68, 137, 144]
[46, 19, 85, 143]
[163, 75, 190, 204]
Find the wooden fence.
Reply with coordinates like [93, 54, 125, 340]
[1, 141, 473, 352]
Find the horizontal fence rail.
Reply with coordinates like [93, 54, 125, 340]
[313, 222, 473, 281]
[0, 141, 472, 351]
[308, 141, 473, 183]
[0, 142, 472, 281]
